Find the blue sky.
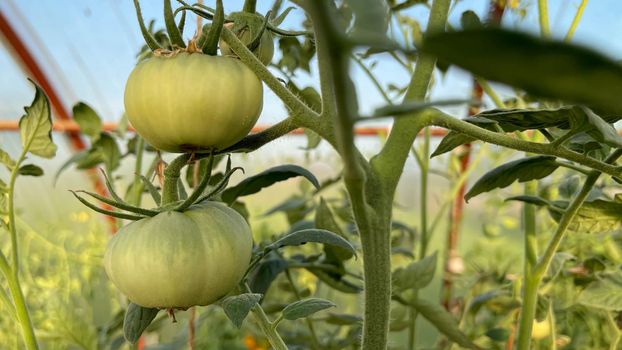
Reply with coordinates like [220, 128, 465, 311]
[1, 0, 622, 126]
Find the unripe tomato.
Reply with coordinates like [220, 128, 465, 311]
[104, 202, 253, 308]
[124, 52, 263, 153]
[531, 318, 551, 340]
[220, 25, 274, 65]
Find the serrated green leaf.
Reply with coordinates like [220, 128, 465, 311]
[18, 164, 44, 177]
[392, 252, 438, 293]
[549, 200, 622, 234]
[221, 293, 262, 328]
[19, 80, 57, 158]
[282, 298, 336, 321]
[72, 102, 103, 141]
[465, 156, 559, 202]
[221, 165, 320, 204]
[123, 303, 159, 344]
[423, 28, 622, 114]
[266, 229, 357, 258]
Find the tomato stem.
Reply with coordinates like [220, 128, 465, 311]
[161, 154, 192, 206]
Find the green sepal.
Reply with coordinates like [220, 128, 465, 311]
[164, 0, 186, 48]
[202, 0, 224, 55]
[132, 0, 163, 51]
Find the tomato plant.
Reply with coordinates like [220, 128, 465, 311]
[20, 0, 622, 349]
[104, 202, 253, 309]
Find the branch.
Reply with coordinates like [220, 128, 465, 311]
[429, 109, 622, 178]
[221, 117, 298, 153]
[372, 0, 452, 194]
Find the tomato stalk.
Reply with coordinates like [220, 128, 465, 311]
[161, 153, 192, 206]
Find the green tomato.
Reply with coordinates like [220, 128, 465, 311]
[104, 202, 253, 309]
[124, 52, 263, 153]
[220, 26, 274, 65]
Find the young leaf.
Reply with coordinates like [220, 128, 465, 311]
[123, 303, 159, 344]
[265, 229, 357, 258]
[465, 156, 559, 202]
[72, 102, 103, 141]
[0, 149, 16, 170]
[392, 252, 438, 293]
[431, 131, 476, 157]
[17, 164, 44, 177]
[271, 6, 295, 27]
[282, 298, 336, 321]
[423, 28, 622, 114]
[221, 293, 262, 328]
[19, 80, 57, 158]
[221, 165, 320, 204]
[406, 297, 481, 350]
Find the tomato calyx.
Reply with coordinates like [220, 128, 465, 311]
[71, 153, 243, 221]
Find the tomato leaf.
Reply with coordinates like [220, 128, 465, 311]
[465, 156, 559, 202]
[248, 258, 288, 296]
[18, 164, 44, 177]
[578, 272, 622, 311]
[422, 28, 622, 114]
[306, 267, 363, 294]
[266, 229, 357, 258]
[316, 198, 354, 261]
[392, 251, 438, 293]
[221, 293, 262, 328]
[0, 149, 16, 171]
[431, 131, 476, 158]
[282, 298, 336, 321]
[19, 80, 57, 159]
[72, 102, 103, 142]
[221, 165, 320, 204]
[123, 303, 159, 344]
[403, 297, 481, 350]
[324, 313, 362, 325]
[547, 200, 622, 234]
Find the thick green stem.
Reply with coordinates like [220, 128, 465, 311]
[373, 0, 451, 194]
[161, 154, 191, 206]
[516, 149, 622, 349]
